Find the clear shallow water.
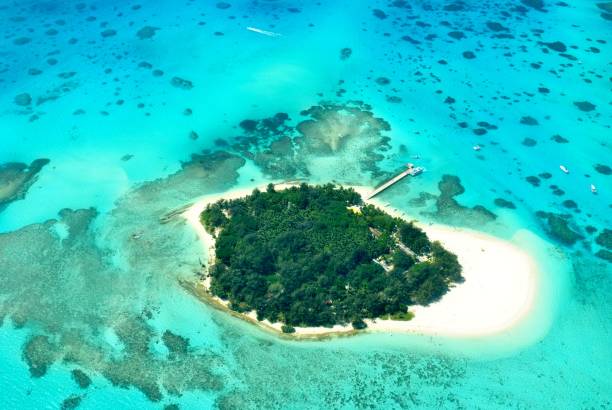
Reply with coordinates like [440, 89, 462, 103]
[1, 1, 610, 409]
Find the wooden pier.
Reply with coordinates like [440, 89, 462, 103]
[366, 164, 422, 200]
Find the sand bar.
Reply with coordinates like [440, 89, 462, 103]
[183, 182, 539, 339]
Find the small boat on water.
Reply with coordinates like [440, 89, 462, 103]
[560, 165, 569, 174]
[407, 165, 424, 176]
[473, 145, 481, 151]
[591, 184, 597, 194]
[246, 26, 281, 37]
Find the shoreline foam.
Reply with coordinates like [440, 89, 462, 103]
[182, 182, 539, 339]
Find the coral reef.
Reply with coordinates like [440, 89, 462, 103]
[0, 158, 50, 212]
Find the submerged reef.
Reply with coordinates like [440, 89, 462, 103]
[6, 206, 222, 400]
[228, 101, 393, 181]
[71, 369, 92, 389]
[232, 112, 302, 178]
[296, 102, 392, 180]
[594, 229, 612, 263]
[596, 250, 612, 263]
[0, 151, 245, 403]
[595, 229, 612, 249]
[0, 158, 49, 212]
[535, 211, 584, 246]
[60, 395, 83, 410]
[594, 164, 611, 175]
[296, 102, 390, 154]
[494, 198, 517, 209]
[0, 143, 472, 406]
[427, 175, 497, 226]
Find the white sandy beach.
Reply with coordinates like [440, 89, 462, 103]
[183, 182, 539, 338]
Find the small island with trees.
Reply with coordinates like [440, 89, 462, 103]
[199, 183, 463, 334]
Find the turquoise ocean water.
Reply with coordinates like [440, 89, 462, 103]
[1, 1, 610, 408]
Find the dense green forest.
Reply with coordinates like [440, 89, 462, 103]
[201, 183, 463, 330]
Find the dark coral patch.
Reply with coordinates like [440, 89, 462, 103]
[71, 369, 92, 389]
[375, 77, 391, 85]
[522, 137, 537, 147]
[478, 121, 498, 130]
[596, 249, 612, 262]
[526, 176, 541, 187]
[372, 9, 388, 19]
[61, 395, 83, 410]
[494, 198, 516, 209]
[573, 101, 596, 112]
[239, 119, 257, 131]
[541, 41, 566, 52]
[162, 330, 190, 356]
[23, 335, 57, 377]
[340, 48, 352, 60]
[14, 93, 32, 106]
[596, 3, 612, 20]
[594, 164, 611, 175]
[535, 211, 583, 245]
[595, 229, 612, 249]
[486, 21, 508, 31]
[522, 0, 547, 11]
[444, 2, 466, 11]
[13, 37, 31, 45]
[137, 26, 159, 39]
[170, 77, 193, 90]
[0, 159, 50, 212]
[562, 199, 578, 209]
[448, 31, 465, 40]
[520, 116, 538, 125]
[402, 35, 421, 44]
[101, 29, 117, 37]
[551, 134, 568, 143]
[430, 175, 497, 226]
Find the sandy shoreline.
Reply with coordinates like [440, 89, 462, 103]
[182, 182, 539, 339]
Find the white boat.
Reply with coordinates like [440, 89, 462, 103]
[591, 184, 597, 194]
[407, 166, 424, 176]
[246, 26, 281, 37]
[560, 165, 569, 174]
[473, 145, 481, 151]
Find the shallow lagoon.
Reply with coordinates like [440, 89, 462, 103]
[1, 1, 610, 408]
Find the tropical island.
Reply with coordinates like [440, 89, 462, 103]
[198, 183, 463, 333]
[182, 182, 540, 338]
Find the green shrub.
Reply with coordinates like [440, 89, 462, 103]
[351, 319, 367, 330]
[281, 325, 296, 334]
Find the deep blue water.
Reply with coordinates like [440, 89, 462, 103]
[1, 1, 610, 409]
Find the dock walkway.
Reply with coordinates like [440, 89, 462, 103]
[366, 164, 423, 200]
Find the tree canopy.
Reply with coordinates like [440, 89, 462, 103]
[201, 183, 463, 329]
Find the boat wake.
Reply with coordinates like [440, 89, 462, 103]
[247, 26, 281, 37]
